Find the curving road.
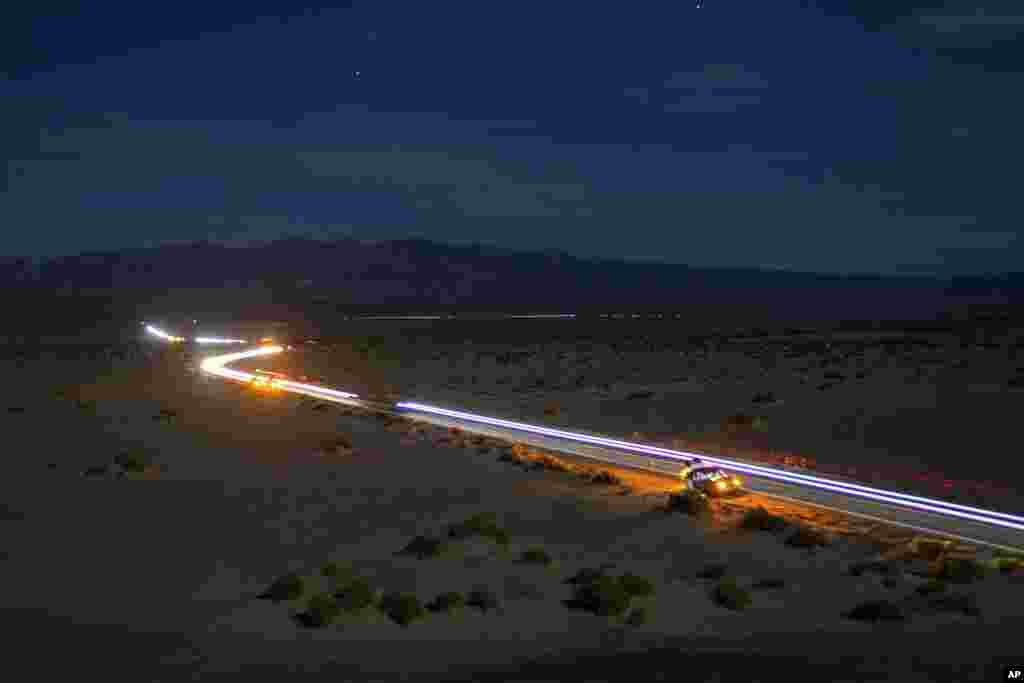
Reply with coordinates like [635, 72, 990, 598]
[152, 325, 1024, 554]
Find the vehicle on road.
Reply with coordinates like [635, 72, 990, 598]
[678, 461, 744, 497]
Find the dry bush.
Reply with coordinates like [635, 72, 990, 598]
[666, 491, 713, 519]
[260, 573, 306, 602]
[712, 577, 751, 610]
[784, 525, 832, 548]
[379, 592, 426, 626]
[426, 591, 466, 614]
[520, 547, 555, 567]
[397, 535, 453, 559]
[740, 507, 789, 532]
[319, 434, 353, 454]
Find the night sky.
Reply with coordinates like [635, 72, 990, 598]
[3, 2, 1021, 275]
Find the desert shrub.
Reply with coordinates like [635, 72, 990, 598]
[398, 535, 451, 559]
[466, 587, 501, 613]
[565, 566, 614, 585]
[751, 577, 786, 590]
[426, 591, 466, 614]
[75, 399, 97, 413]
[914, 538, 948, 561]
[740, 507, 789, 532]
[722, 413, 756, 430]
[448, 513, 509, 546]
[520, 547, 554, 567]
[569, 576, 633, 617]
[991, 555, 1024, 573]
[542, 401, 560, 416]
[625, 605, 649, 626]
[937, 558, 987, 584]
[321, 560, 353, 581]
[591, 470, 622, 486]
[666, 490, 713, 519]
[262, 573, 305, 602]
[298, 593, 341, 628]
[497, 450, 520, 465]
[844, 600, 905, 621]
[319, 435, 353, 453]
[114, 450, 149, 473]
[334, 577, 377, 611]
[916, 579, 947, 595]
[153, 407, 177, 422]
[379, 592, 425, 626]
[489, 528, 511, 548]
[697, 563, 729, 580]
[712, 577, 751, 610]
[784, 526, 831, 548]
[618, 573, 655, 598]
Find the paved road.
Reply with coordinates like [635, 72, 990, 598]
[152, 326, 1024, 554]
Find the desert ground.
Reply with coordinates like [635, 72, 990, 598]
[2, 316, 1023, 682]
[248, 317, 1024, 512]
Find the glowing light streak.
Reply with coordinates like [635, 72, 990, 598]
[396, 401, 1024, 531]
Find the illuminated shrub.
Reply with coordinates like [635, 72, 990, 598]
[784, 525, 831, 548]
[666, 490, 713, 519]
[740, 507, 789, 532]
[937, 558, 988, 584]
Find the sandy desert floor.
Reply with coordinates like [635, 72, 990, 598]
[247, 321, 1024, 513]
[1, 328, 1023, 682]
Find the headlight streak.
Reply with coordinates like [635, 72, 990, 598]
[144, 325, 186, 343]
[146, 322, 1024, 536]
[395, 401, 1024, 532]
[195, 336, 248, 345]
[199, 346, 360, 401]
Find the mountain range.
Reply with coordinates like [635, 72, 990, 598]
[0, 237, 1020, 329]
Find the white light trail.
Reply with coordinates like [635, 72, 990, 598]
[200, 345, 360, 401]
[144, 324, 186, 343]
[396, 401, 1024, 531]
[146, 320, 1024, 544]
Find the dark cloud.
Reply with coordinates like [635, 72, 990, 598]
[1, 1, 1020, 275]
